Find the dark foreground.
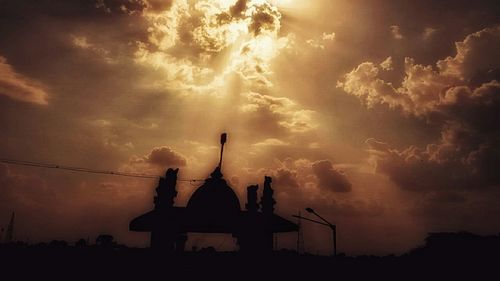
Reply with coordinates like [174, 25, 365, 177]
[1, 232, 499, 280]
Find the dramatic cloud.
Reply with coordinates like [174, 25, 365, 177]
[248, 1, 281, 36]
[131, 146, 187, 168]
[339, 26, 500, 117]
[272, 167, 299, 190]
[1, 0, 500, 255]
[241, 92, 316, 135]
[0, 56, 48, 105]
[132, 0, 294, 92]
[340, 26, 500, 194]
[311, 160, 352, 193]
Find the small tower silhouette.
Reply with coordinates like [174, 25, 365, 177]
[245, 185, 259, 212]
[151, 168, 179, 251]
[261, 176, 275, 214]
[154, 168, 178, 211]
[261, 176, 276, 252]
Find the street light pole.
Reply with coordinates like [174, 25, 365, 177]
[332, 224, 337, 257]
[294, 208, 337, 257]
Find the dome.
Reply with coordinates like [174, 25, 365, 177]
[186, 167, 241, 216]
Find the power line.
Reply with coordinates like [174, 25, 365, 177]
[0, 158, 204, 182]
[0, 158, 158, 178]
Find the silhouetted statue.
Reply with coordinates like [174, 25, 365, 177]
[246, 185, 259, 212]
[261, 176, 276, 215]
[151, 168, 181, 252]
[154, 168, 178, 211]
[261, 176, 276, 252]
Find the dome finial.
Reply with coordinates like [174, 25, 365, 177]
[218, 133, 227, 170]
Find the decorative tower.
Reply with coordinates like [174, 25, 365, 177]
[261, 176, 276, 252]
[154, 168, 178, 211]
[245, 185, 259, 212]
[151, 168, 179, 251]
[261, 176, 276, 215]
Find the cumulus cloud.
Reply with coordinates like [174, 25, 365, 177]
[250, 157, 352, 195]
[132, 0, 294, 93]
[0, 56, 49, 105]
[339, 26, 500, 117]
[306, 32, 335, 50]
[337, 59, 407, 111]
[131, 146, 187, 168]
[340, 26, 500, 194]
[379, 56, 393, 71]
[241, 92, 316, 135]
[272, 167, 300, 191]
[229, 0, 247, 18]
[312, 160, 352, 193]
[252, 158, 383, 238]
[248, 1, 281, 36]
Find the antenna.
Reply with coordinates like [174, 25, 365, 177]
[218, 133, 227, 169]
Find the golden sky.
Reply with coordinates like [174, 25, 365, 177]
[0, 0, 499, 255]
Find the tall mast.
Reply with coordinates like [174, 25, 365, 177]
[218, 133, 227, 170]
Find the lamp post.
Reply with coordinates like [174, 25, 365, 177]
[294, 208, 336, 257]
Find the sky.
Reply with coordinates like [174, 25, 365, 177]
[0, 0, 499, 255]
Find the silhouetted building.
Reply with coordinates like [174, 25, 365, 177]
[414, 232, 500, 258]
[75, 238, 87, 248]
[130, 133, 298, 254]
[96, 234, 115, 248]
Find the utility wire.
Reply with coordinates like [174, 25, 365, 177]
[0, 158, 204, 182]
